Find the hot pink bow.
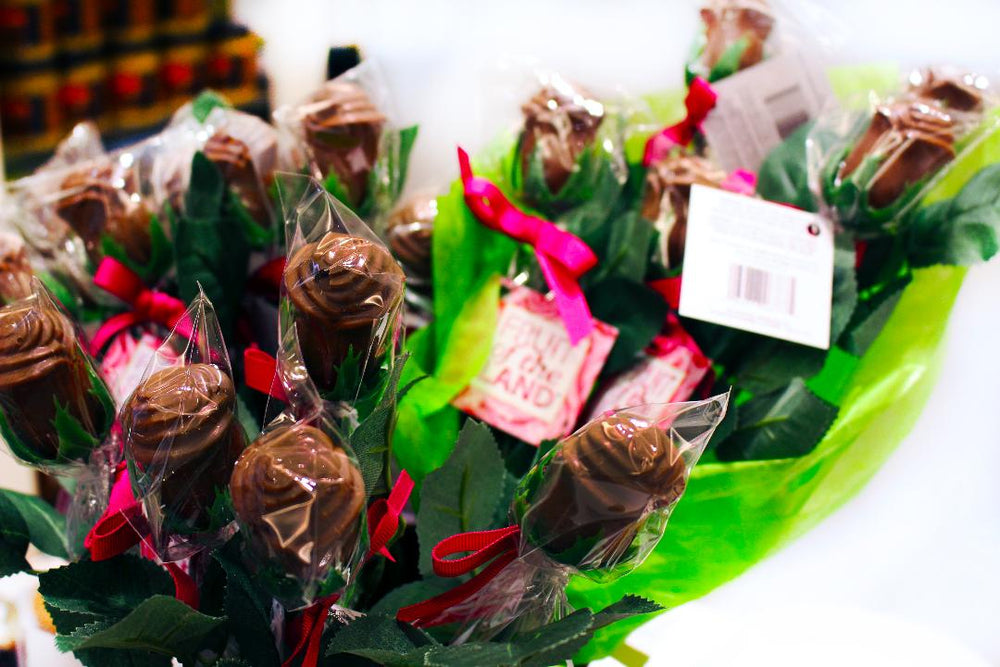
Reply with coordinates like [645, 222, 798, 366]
[643, 77, 718, 166]
[90, 258, 191, 355]
[457, 147, 597, 345]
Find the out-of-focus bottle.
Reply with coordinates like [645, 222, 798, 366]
[0, 600, 25, 666]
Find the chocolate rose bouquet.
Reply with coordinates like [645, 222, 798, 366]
[274, 60, 418, 230]
[229, 409, 368, 608]
[813, 67, 998, 237]
[121, 291, 247, 560]
[275, 174, 405, 420]
[396, 395, 727, 638]
[0, 278, 115, 471]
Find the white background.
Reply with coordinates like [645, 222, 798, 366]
[3, 1, 999, 664]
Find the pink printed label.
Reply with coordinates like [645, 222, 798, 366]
[453, 287, 617, 445]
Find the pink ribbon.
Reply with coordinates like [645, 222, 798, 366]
[457, 147, 597, 345]
[643, 77, 718, 166]
[722, 169, 757, 195]
[90, 258, 191, 355]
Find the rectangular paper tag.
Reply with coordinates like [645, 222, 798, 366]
[679, 185, 834, 349]
[702, 49, 833, 173]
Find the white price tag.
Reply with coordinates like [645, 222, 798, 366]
[702, 49, 833, 173]
[679, 185, 834, 349]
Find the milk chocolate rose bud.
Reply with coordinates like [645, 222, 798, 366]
[230, 423, 365, 580]
[909, 68, 985, 112]
[839, 101, 956, 209]
[520, 84, 605, 196]
[642, 155, 727, 268]
[386, 194, 436, 280]
[700, 0, 774, 74]
[122, 363, 245, 526]
[519, 414, 686, 569]
[56, 165, 152, 265]
[302, 81, 387, 206]
[284, 232, 404, 389]
[0, 297, 107, 461]
[204, 131, 272, 228]
[0, 233, 34, 305]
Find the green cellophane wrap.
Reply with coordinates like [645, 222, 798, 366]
[392, 64, 989, 662]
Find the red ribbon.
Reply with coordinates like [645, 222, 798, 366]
[84, 461, 199, 608]
[248, 257, 286, 297]
[458, 147, 598, 345]
[282, 593, 339, 667]
[396, 525, 521, 627]
[90, 258, 191, 355]
[643, 77, 718, 166]
[243, 347, 287, 401]
[366, 471, 415, 562]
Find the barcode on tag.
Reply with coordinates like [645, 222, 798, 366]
[727, 264, 796, 315]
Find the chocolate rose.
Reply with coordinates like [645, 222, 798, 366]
[839, 101, 956, 209]
[0, 297, 107, 462]
[301, 81, 387, 206]
[284, 232, 404, 389]
[519, 84, 605, 197]
[642, 155, 727, 268]
[0, 233, 34, 305]
[122, 363, 245, 527]
[518, 414, 686, 569]
[909, 68, 985, 113]
[230, 422, 365, 580]
[386, 194, 436, 280]
[204, 130, 272, 228]
[56, 165, 152, 265]
[700, 0, 774, 74]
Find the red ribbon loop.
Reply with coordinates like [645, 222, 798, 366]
[243, 347, 287, 401]
[643, 77, 718, 166]
[283, 594, 339, 667]
[366, 470, 415, 562]
[90, 258, 191, 355]
[458, 147, 597, 345]
[396, 525, 521, 627]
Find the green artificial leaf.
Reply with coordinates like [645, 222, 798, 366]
[192, 89, 232, 123]
[67, 595, 224, 661]
[716, 378, 838, 461]
[351, 355, 418, 497]
[53, 398, 99, 463]
[492, 470, 519, 528]
[591, 595, 664, 631]
[216, 660, 253, 667]
[727, 335, 827, 396]
[215, 540, 281, 666]
[369, 578, 453, 617]
[838, 273, 912, 357]
[756, 122, 819, 212]
[0, 408, 44, 467]
[0, 489, 66, 577]
[39, 556, 174, 622]
[594, 211, 655, 284]
[831, 238, 859, 341]
[416, 420, 505, 576]
[586, 278, 669, 376]
[907, 164, 1000, 267]
[392, 125, 420, 202]
[175, 152, 250, 336]
[325, 613, 437, 664]
[229, 189, 274, 249]
[100, 213, 173, 284]
[323, 171, 354, 209]
[707, 37, 749, 83]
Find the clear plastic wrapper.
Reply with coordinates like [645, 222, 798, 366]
[153, 101, 280, 234]
[0, 229, 37, 305]
[420, 394, 728, 639]
[811, 66, 997, 235]
[273, 59, 417, 229]
[686, 0, 776, 83]
[0, 279, 114, 472]
[120, 291, 246, 561]
[229, 408, 368, 609]
[386, 191, 436, 325]
[36, 121, 106, 173]
[510, 70, 628, 218]
[275, 174, 405, 417]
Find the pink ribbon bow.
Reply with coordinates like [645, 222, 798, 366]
[457, 147, 598, 344]
[643, 77, 718, 166]
[90, 257, 191, 355]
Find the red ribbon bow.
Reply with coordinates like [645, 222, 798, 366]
[458, 147, 597, 345]
[90, 257, 191, 355]
[84, 460, 199, 608]
[243, 347, 287, 401]
[643, 77, 718, 166]
[396, 525, 521, 627]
